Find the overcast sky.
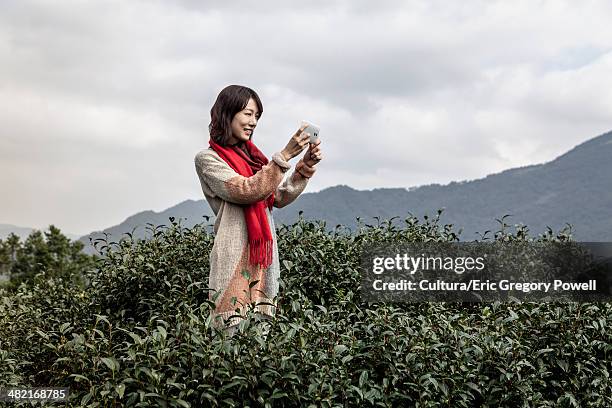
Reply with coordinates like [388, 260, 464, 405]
[2, 0, 612, 236]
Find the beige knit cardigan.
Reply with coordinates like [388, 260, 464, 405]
[194, 147, 315, 328]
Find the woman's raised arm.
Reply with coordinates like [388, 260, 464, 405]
[195, 150, 291, 205]
[273, 159, 316, 208]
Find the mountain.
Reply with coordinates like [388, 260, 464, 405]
[78, 199, 215, 255]
[77, 130, 612, 255]
[275, 130, 612, 239]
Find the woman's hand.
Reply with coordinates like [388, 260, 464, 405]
[303, 139, 322, 167]
[280, 124, 310, 161]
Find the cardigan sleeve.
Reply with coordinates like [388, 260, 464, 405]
[273, 159, 316, 208]
[194, 150, 290, 205]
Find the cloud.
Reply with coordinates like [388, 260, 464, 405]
[1, 0, 612, 234]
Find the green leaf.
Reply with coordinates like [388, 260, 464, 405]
[270, 389, 289, 400]
[127, 332, 143, 345]
[36, 329, 49, 340]
[70, 374, 91, 383]
[334, 344, 348, 354]
[175, 399, 190, 408]
[157, 326, 167, 340]
[465, 382, 481, 394]
[249, 279, 261, 289]
[94, 314, 111, 326]
[101, 356, 119, 372]
[81, 392, 92, 405]
[359, 371, 369, 388]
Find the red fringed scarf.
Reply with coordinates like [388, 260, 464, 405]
[209, 138, 275, 269]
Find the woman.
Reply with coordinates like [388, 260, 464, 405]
[194, 85, 322, 336]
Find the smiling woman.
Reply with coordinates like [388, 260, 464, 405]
[194, 84, 323, 336]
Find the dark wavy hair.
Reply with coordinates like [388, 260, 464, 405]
[208, 85, 264, 146]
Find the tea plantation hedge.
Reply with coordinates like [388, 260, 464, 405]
[0, 213, 611, 407]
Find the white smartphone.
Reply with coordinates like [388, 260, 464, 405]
[300, 120, 320, 143]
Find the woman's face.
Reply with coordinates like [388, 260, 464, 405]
[229, 98, 260, 144]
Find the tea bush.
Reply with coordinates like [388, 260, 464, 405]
[0, 213, 610, 407]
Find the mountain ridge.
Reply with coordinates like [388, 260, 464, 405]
[76, 129, 611, 254]
[4, 131, 609, 254]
